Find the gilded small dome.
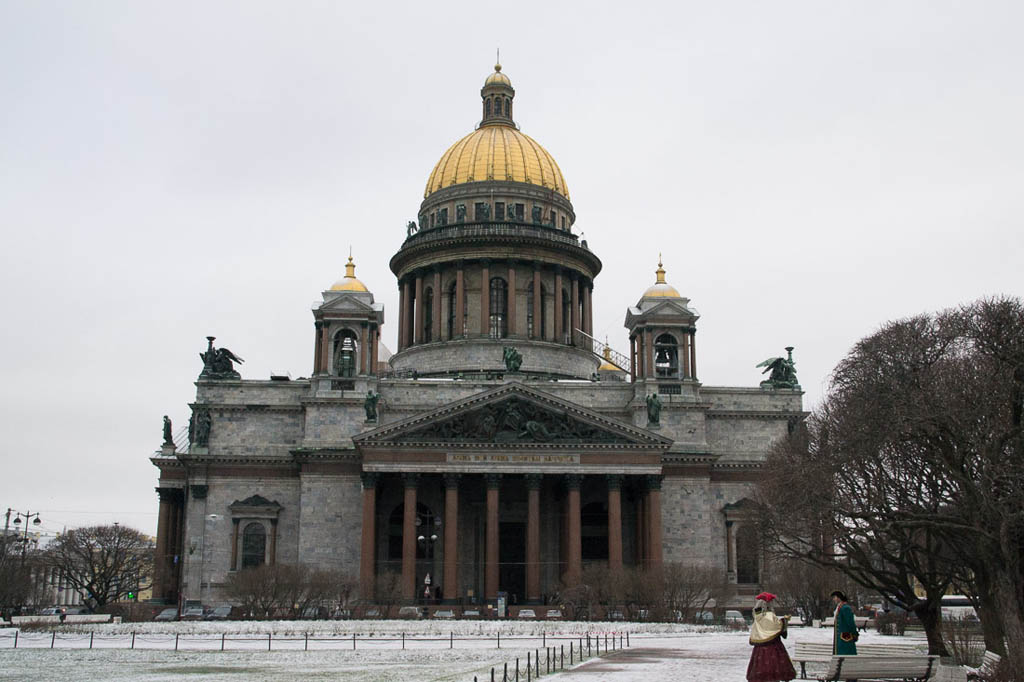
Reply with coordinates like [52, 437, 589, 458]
[425, 125, 569, 199]
[330, 255, 369, 292]
[642, 257, 681, 298]
[484, 63, 512, 87]
[598, 346, 623, 372]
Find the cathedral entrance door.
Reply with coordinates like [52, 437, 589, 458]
[499, 521, 526, 605]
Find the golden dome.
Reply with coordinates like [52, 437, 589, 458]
[425, 125, 569, 199]
[484, 63, 512, 87]
[598, 346, 623, 372]
[330, 255, 369, 292]
[642, 256, 681, 298]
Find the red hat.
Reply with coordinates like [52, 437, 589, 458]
[755, 592, 777, 602]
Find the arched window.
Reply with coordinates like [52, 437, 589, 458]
[527, 282, 547, 340]
[655, 333, 679, 378]
[241, 523, 266, 569]
[489, 277, 508, 339]
[736, 524, 760, 584]
[581, 501, 609, 562]
[333, 330, 358, 377]
[422, 287, 433, 343]
[485, 99, 491, 117]
[561, 289, 571, 344]
[504, 98, 510, 116]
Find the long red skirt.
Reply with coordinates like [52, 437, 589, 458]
[746, 637, 796, 682]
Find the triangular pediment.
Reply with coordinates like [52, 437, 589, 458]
[318, 294, 376, 313]
[355, 382, 671, 448]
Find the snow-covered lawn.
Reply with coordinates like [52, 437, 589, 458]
[0, 621, 928, 682]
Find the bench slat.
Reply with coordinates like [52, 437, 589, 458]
[817, 655, 937, 682]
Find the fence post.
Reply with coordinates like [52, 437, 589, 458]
[535, 650, 539, 677]
[503, 662, 508, 682]
[402, 632, 405, 650]
[352, 633, 356, 650]
[175, 633, 179, 651]
[450, 631, 453, 649]
[491, 666, 495, 682]
[605, 633, 608, 652]
[497, 630, 500, 649]
[570, 641, 573, 664]
[13, 631, 18, 648]
[51, 631, 56, 648]
[89, 632, 93, 649]
[588, 634, 591, 656]
[268, 632, 272, 651]
[222, 632, 226, 651]
[561, 644, 564, 669]
[543, 632, 545, 647]
[516, 657, 520, 682]
[627, 631, 630, 647]
[131, 631, 135, 650]
[304, 632, 308, 651]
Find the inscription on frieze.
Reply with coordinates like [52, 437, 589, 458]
[447, 453, 580, 465]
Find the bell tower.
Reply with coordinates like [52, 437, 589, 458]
[624, 258, 699, 383]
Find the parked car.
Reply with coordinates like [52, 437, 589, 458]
[203, 606, 232, 621]
[606, 609, 624, 621]
[432, 609, 455, 619]
[723, 610, 746, 626]
[397, 606, 421, 619]
[180, 606, 205, 621]
[694, 611, 715, 624]
[154, 607, 178, 622]
[546, 609, 563, 620]
[517, 609, 536, 619]
[462, 609, 481, 618]
[363, 607, 382, 618]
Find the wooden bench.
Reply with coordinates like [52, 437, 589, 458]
[816, 655, 938, 681]
[965, 650, 1001, 680]
[793, 641, 924, 679]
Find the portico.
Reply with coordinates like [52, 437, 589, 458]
[352, 382, 671, 604]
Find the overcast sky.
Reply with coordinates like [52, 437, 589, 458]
[2, 1, 1021, 540]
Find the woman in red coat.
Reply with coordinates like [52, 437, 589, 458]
[746, 592, 797, 682]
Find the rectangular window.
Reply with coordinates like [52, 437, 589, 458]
[495, 202, 505, 220]
[561, 216, 566, 229]
[514, 203, 524, 221]
[475, 202, 486, 221]
[550, 210, 556, 226]
[439, 208, 448, 225]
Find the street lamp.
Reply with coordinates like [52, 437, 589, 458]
[4, 509, 42, 561]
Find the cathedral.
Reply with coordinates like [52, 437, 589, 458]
[150, 64, 804, 613]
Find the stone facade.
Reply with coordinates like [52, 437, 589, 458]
[150, 64, 805, 610]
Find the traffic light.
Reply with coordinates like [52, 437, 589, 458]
[127, 592, 135, 601]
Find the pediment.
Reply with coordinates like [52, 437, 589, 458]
[318, 293, 376, 313]
[354, 382, 671, 448]
[638, 298, 698, 318]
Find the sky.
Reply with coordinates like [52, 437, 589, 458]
[1, 1, 1021, 540]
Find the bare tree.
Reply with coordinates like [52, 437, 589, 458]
[0, 544, 32, 618]
[758, 297, 1024, 667]
[44, 524, 152, 610]
[661, 563, 721, 621]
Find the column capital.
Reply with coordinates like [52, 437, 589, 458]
[564, 473, 583, 490]
[524, 473, 543, 490]
[402, 472, 420, 489]
[484, 472, 502, 489]
[480, 258, 491, 268]
[155, 486, 183, 502]
[314, 320, 323, 329]
[606, 474, 624, 490]
[361, 472, 379, 489]
[443, 472, 462, 489]
[643, 474, 663, 491]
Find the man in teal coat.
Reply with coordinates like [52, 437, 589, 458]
[831, 590, 858, 655]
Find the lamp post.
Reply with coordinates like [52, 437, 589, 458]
[4, 509, 42, 562]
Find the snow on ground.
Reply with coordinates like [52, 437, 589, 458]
[0, 621, 928, 682]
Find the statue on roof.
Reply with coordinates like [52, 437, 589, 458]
[757, 347, 800, 389]
[364, 391, 380, 422]
[162, 416, 174, 446]
[502, 346, 523, 372]
[199, 336, 243, 380]
[646, 393, 662, 425]
[406, 220, 418, 237]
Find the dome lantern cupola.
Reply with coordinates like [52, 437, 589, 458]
[481, 63, 515, 127]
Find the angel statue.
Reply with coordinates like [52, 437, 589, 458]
[199, 336, 244, 380]
[757, 346, 800, 389]
[502, 346, 523, 372]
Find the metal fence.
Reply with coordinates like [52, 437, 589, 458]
[474, 633, 629, 682]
